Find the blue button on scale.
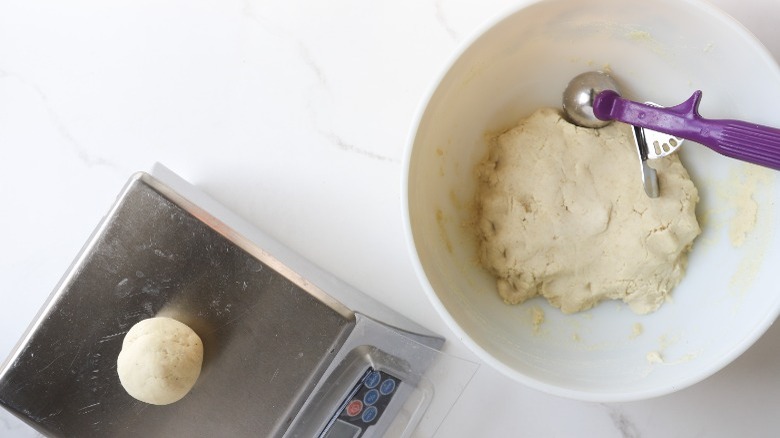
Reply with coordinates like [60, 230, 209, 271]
[361, 406, 378, 423]
[365, 371, 381, 389]
[363, 389, 379, 406]
[379, 379, 395, 395]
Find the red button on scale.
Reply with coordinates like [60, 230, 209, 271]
[345, 399, 363, 417]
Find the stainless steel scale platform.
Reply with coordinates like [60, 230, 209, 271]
[0, 166, 446, 437]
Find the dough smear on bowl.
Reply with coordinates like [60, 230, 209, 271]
[117, 316, 203, 405]
[476, 108, 701, 314]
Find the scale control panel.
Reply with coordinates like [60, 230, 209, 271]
[322, 369, 401, 438]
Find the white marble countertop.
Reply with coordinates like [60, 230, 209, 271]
[3, 0, 780, 436]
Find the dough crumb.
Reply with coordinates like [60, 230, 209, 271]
[531, 305, 545, 333]
[475, 108, 700, 314]
[630, 323, 644, 339]
[646, 351, 664, 364]
[725, 166, 770, 247]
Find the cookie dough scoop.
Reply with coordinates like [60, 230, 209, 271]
[564, 70, 780, 197]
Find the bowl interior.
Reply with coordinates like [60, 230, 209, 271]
[405, 0, 780, 401]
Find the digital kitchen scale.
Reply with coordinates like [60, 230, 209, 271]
[0, 165, 450, 437]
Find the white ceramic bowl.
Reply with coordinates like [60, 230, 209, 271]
[403, 0, 780, 401]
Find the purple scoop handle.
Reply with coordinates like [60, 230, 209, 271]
[593, 90, 780, 170]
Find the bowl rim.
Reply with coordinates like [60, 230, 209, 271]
[400, 0, 780, 402]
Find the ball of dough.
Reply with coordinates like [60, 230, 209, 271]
[117, 317, 203, 405]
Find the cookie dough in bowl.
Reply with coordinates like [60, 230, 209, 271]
[476, 108, 700, 314]
[403, 0, 780, 401]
